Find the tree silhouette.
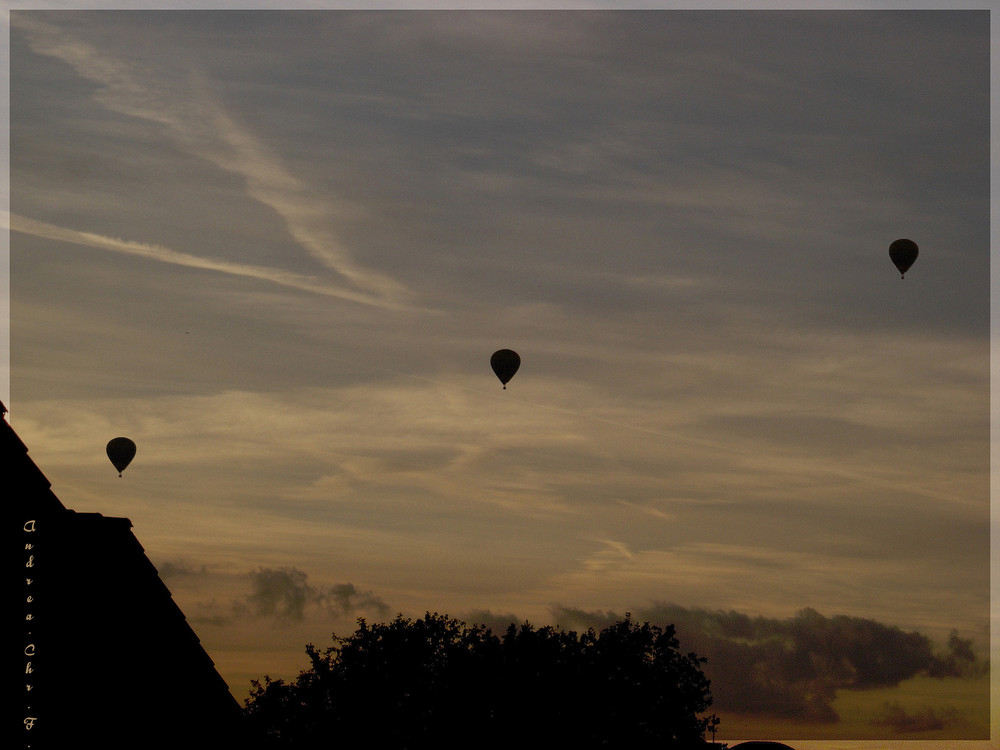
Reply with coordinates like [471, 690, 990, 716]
[243, 612, 715, 748]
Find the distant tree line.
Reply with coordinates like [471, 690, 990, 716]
[242, 612, 716, 748]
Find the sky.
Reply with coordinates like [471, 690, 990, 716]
[3, 4, 995, 748]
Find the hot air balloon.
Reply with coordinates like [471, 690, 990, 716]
[106, 437, 136, 477]
[490, 349, 520, 390]
[889, 238, 918, 278]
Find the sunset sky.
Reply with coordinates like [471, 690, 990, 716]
[4, 5, 994, 748]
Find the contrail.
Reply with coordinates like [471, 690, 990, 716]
[11, 13, 410, 306]
[8, 213, 423, 313]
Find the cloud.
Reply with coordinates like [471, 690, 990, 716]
[319, 582, 391, 619]
[11, 13, 411, 308]
[12, 372, 985, 643]
[547, 604, 989, 725]
[236, 567, 392, 623]
[242, 566, 315, 620]
[8, 213, 420, 310]
[869, 702, 961, 733]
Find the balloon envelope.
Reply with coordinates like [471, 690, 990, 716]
[106, 437, 136, 477]
[889, 238, 918, 278]
[490, 349, 520, 389]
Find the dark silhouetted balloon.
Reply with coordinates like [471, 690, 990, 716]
[106, 437, 136, 477]
[490, 349, 520, 390]
[889, 239, 918, 278]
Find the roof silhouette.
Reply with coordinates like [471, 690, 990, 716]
[5, 402, 244, 748]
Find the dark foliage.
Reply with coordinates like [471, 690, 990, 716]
[243, 612, 714, 748]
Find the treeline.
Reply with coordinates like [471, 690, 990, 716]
[243, 612, 716, 748]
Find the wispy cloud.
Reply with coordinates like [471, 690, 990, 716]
[9, 212, 420, 310]
[12, 13, 410, 307]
